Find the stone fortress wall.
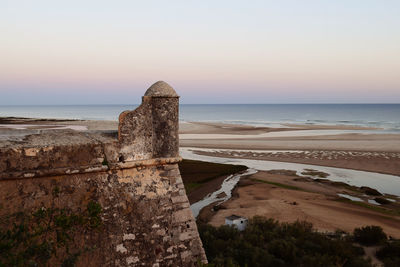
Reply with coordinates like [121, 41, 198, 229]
[0, 81, 207, 266]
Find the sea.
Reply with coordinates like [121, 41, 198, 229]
[0, 104, 399, 133]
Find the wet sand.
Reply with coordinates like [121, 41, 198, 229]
[190, 149, 400, 176]
[180, 121, 381, 135]
[180, 122, 400, 175]
[0, 117, 118, 131]
[180, 122, 400, 152]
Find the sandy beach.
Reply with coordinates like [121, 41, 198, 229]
[181, 122, 400, 176]
[180, 122, 400, 152]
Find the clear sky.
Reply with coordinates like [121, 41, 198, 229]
[1, 0, 399, 104]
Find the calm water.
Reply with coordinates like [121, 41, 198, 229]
[0, 104, 399, 132]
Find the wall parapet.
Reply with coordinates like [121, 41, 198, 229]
[118, 80, 180, 161]
[0, 81, 207, 266]
[0, 81, 181, 180]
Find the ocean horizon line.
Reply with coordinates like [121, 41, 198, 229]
[1, 103, 400, 107]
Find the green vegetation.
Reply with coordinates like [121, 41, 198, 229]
[376, 240, 400, 267]
[374, 197, 392, 205]
[265, 169, 298, 177]
[198, 216, 371, 267]
[0, 201, 102, 267]
[179, 159, 247, 193]
[336, 198, 400, 217]
[353, 226, 387, 246]
[301, 169, 330, 178]
[314, 179, 360, 192]
[252, 179, 301, 191]
[361, 186, 382, 196]
[185, 182, 203, 192]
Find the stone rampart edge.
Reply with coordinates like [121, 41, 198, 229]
[0, 157, 182, 180]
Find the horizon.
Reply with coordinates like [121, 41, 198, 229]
[1, 1, 400, 105]
[1, 103, 400, 107]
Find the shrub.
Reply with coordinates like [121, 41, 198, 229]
[198, 216, 372, 266]
[376, 240, 400, 267]
[380, 258, 400, 267]
[301, 169, 329, 178]
[361, 187, 382, 196]
[374, 197, 391, 205]
[0, 202, 103, 266]
[353, 226, 387, 246]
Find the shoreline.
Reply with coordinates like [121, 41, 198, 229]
[0, 116, 394, 132]
[187, 149, 400, 177]
[180, 121, 383, 133]
[180, 136, 400, 153]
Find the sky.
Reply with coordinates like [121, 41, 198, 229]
[1, 0, 399, 104]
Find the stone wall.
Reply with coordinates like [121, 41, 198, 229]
[0, 81, 207, 266]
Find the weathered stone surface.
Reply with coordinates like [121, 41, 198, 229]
[0, 82, 207, 266]
[118, 81, 180, 161]
[0, 131, 118, 179]
[0, 164, 206, 266]
[118, 99, 153, 161]
[144, 81, 178, 97]
[151, 97, 179, 158]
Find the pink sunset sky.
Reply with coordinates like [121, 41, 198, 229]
[1, 1, 399, 104]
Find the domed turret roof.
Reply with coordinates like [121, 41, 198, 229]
[144, 81, 178, 97]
